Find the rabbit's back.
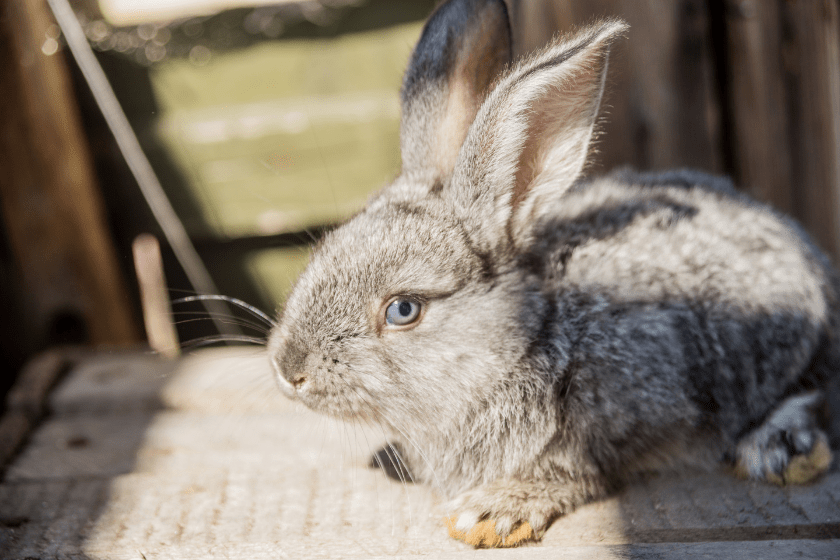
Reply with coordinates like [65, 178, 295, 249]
[529, 169, 839, 459]
[538, 169, 832, 320]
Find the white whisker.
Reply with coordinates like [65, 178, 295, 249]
[180, 334, 268, 349]
[173, 316, 270, 335]
[173, 294, 275, 327]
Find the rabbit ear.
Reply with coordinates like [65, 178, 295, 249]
[400, 0, 512, 181]
[448, 20, 628, 250]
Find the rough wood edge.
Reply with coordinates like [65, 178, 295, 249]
[0, 347, 87, 475]
[132, 234, 180, 359]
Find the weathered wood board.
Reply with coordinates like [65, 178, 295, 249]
[0, 0, 139, 348]
[1, 347, 838, 559]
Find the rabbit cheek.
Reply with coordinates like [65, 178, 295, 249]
[293, 355, 373, 419]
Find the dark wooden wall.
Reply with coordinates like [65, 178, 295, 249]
[0, 0, 140, 396]
[510, 0, 840, 258]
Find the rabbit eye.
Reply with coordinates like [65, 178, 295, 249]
[385, 298, 422, 326]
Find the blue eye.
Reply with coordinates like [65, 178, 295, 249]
[385, 298, 422, 326]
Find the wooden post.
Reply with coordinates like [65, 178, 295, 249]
[721, 0, 795, 215]
[785, 0, 840, 259]
[132, 234, 180, 358]
[509, 0, 724, 174]
[0, 0, 139, 346]
[724, 0, 840, 259]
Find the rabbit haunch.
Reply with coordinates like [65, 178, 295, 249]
[268, 0, 837, 546]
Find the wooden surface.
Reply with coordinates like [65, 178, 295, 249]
[0, 348, 83, 475]
[722, 0, 794, 215]
[0, 347, 838, 559]
[783, 0, 840, 259]
[0, 0, 139, 347]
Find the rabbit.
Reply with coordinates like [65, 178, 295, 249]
[267, 0, 838, 547]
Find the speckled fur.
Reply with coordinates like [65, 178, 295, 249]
[268, 0, 839, 542]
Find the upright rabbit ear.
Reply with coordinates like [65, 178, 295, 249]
[448, 20, 628, 251]
[400, 0, 512, 181]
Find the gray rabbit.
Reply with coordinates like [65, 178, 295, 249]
[267, 0, 837, 547]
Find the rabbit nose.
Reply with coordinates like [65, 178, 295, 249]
[271, 351, 308, 397]
[289, 372, 308, 390]
[274, 365, 308, 397]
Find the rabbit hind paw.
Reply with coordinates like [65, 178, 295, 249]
[734, 391, 833, 485]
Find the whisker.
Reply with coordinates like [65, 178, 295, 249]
[167, 287, 201, 295]
[365, 415, 413, 535]
[180, 334, 268, 349]
[384, 438, 416, 485]
[173, 294, 275, 327]
[343, 384, 435, 489]
[170, 313, 269, 334]
[347, 403, 395, 537]
[334, 375, 430, 533]
[301, 227, 319, 244]
[171, 315, 270, 335]
[373, 407, 443, 492]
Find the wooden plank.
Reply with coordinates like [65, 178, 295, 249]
[0, 0, 140, 347]
[724, 0, 840, 259]
[783, 0, 840, 258]
[0, 349, 81, 474]
[509, 0, 724, 174]
[1, 349, 838, 559]
[721, 0, 795, 215]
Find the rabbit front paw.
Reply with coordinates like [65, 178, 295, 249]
[444, 478, 584, 548]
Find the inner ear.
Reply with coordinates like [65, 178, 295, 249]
[511, 60, 608, 214]
[435, 7, 512, 176]
[511, 94, 559, 212]
[442, 19, 627, 252]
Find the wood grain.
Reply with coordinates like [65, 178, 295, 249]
[0, 0, 139, 347]
[0, 349, 838, 558]
[0, 348, 81, 474]
[784, 0, 840, 258]
[721, 0, 794, 214]
[510, 0, 724, 174]
[724, 0, 840, 258]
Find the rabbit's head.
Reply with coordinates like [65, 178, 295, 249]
[268, 0, 627, 433]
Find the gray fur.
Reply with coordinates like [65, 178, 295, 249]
[268, 0, 838, 541]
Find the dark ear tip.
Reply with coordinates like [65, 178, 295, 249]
[402, 0, 512, 100]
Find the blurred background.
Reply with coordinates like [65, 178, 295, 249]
[1, 0, 838, 408]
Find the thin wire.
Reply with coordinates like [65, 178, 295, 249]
[46, 0, 240, 337]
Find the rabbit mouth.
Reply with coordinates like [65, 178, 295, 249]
[271, 356, 384, 421]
